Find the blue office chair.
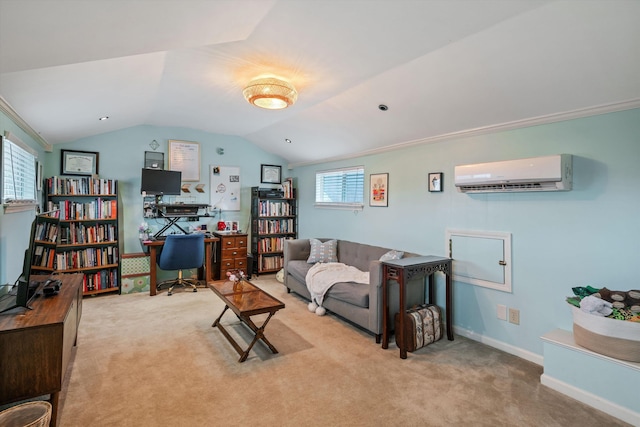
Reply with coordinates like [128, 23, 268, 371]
[156, 234, 205, 295]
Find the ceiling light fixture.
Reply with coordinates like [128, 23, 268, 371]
[243, 77, 297, 110]
[98, 116, 109, 121]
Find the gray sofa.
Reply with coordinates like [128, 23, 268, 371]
[283, 238, 425, 342]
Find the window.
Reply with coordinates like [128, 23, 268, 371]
[315, 166, 364, 209]
[2, 133, 38, 212]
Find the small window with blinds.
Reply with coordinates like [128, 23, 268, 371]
[2, 133, 38, 212]
[315, 166, 364, 210]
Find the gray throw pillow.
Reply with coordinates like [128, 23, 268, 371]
[379, 250, 404, 261]
[307, 239, 338, 263]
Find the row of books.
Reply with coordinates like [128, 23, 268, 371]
[256, 236, 291, 253]
[46, 176, 117, 196]
[82, 269, 119, 292]
[47, 198, 117, 220]
[34, 221, 58, 243]
[256, 200, 294, 217]
[55, 246, 119, 271]
[59, 223, 117, 245]
[281, 177, 294, 199]
[257, 254, 284, 271]
[33, 245, 56, 268]
[254, 218, 295, 235]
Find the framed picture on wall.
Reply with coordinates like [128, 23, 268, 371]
[261, 164, 282, 184]
[61, 149, 99, 176]
[369, 173, 388, 207]
[168, 139, 200, 181]
[429, 172, 443, 192]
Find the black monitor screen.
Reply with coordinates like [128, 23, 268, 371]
[140, 169, 182, 196]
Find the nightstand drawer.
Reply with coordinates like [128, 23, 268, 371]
[222, 247, 242, 259]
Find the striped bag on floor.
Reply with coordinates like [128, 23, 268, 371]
[395, 304, 443, 352]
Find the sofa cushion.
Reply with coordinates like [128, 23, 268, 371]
[337, 240, 391, 272]
[287, 260, 314, 284]
[307, 238, 338, 263]
[326, 282, 369, 308]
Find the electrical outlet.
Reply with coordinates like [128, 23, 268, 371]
[497, 304, 507, 320]
[508, 308, 520, 325]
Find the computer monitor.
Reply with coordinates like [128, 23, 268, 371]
[140, 168, 182, 197]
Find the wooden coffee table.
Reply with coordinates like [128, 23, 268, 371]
[209, 280, 285, 362]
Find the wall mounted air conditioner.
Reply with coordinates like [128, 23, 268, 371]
[454, 154, 572, 193]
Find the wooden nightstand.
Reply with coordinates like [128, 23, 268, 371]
[213, 232, 248, 280]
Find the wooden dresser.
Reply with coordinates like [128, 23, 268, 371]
[0, 273, 82, 427]
[213, 232, 248, 280]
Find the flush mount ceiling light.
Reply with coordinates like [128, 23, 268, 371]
[243, 77, 297, 110]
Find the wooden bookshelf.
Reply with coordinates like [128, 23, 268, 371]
[43, 176, 122, 296]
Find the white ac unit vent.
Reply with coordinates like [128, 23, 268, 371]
[454, 154, 572, 193]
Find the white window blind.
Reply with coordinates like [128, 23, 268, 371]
[2, 133, 38, 210]
[315, 166, 364, 209]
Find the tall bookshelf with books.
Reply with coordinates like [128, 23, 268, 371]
[44, 176, 122, 295]
[250, 181, 297, 275]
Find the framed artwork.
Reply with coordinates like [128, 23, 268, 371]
[61, 149, 99, 176]
[261, 164, 282, 184]
[168, 139, 200, 181]
[369, 173, 388, 207]
[429, 172, 443, 192]
[144, 151, 164, 169]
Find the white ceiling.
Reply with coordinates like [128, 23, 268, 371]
[1, 0, 639, 166]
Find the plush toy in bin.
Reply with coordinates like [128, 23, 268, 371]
[567, 285, 640, 362]
[568, 286, 640, 321]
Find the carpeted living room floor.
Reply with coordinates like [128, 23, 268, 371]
[57, 275, 629, 427]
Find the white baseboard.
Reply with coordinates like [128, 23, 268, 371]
[541, 374, 640, 426]
[452, 325, 543, 366]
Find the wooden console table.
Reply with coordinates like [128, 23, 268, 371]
[381, 256, 453, 359]
[0, 273, 82, 427]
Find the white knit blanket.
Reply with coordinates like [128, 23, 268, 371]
[305, 262, 370, 307]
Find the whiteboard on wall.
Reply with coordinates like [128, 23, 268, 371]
[210, 165, 240, 211]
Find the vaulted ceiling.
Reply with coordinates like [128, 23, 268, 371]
[1, 0, 639, 166]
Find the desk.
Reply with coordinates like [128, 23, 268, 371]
[381, 256, 453, 359]
[143, 237, 219, 296]
[0, 273, 82, 427]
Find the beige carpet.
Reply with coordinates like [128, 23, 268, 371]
[57, 276, 628, 427]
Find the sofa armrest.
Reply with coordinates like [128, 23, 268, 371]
[368, 260, 384, 334]
[284, 239, 311, 265]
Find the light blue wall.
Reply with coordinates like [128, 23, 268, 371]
[47, 125, 289, 253]
[0, 111, 47, 285]
[291, 108, 640, 358]
[4, 108, 639, 360]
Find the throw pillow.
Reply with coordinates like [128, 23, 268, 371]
[307, 239, 338, 263]
[379, 250, 404, 261]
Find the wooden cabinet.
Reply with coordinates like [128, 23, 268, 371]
[213, 232, 248, 280]
[0, 273, 83, 427]
[250, 185, 297, 275]
[44, 176, 122, 296]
